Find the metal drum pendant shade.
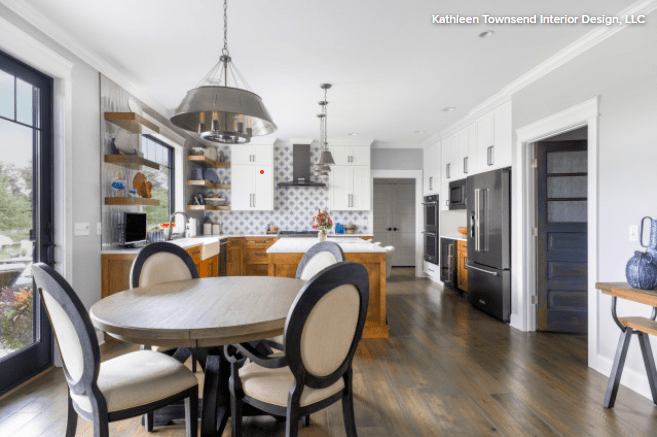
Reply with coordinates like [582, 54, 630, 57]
[170, 0, 276, 144]
[170, 85, 276, 144]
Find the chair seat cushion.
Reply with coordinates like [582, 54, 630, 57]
[71, 350, 197, 413]
[239, 361, 344, 407]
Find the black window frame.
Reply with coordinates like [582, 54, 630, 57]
[141, 134, 175, 218]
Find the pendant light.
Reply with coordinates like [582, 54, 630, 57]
[170, 0, 276, 143]
[314, 83, 334, 176]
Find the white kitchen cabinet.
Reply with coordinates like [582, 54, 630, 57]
[329, 165, 371, 210]
[231, 164, 274, 210]
[441, 134, 453, 186]
[231, 143, 274, 210]
[330, 145, 370, 166]
[459, 124, 477, 177]
[231, 144, 274, 166]
[476, 100, 512, 172]
[423, 139, 441, 196]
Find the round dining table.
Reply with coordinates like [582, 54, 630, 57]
[90, 275, 307, 437]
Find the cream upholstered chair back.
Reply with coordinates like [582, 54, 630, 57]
[130, 242, 198, 289]
[285, 261, 369, 388]
[295, 241, 345, 281]
[32, 263, 101, 392]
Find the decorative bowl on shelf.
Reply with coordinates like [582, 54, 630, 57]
[457, 227, 467, 237]
[205, 196, 226, 207]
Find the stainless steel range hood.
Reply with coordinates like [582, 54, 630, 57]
[277, 144, 326, 187]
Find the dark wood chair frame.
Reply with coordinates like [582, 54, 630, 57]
[295, 241, 345, 279]
[225, 261, 370, 437]
[31, 263, 198, 437]
[129, 241, 202, 430]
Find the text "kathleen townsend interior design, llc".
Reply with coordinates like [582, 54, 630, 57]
[431, 14, 646, 26]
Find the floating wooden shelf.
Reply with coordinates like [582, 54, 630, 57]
[104, 112, 160, 134]
[105, 197, 160, 206]
[186, 180, 230, 189]
[187, 155, 230, 168]
[186, 205, 230, 211]
[104, 154, 160, 170]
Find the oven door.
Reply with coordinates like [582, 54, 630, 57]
[423, 202, 438, 233]
[424, 232, 438, 264]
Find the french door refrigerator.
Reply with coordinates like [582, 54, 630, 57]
[467, 168, 511, 322]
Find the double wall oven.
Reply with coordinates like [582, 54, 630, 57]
[423, 195, 439, 264]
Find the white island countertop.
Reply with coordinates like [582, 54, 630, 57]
[267, 237, 385, 254]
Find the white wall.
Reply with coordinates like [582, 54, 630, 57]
[0, 4, 100, 309]
[512, 16, 657, 398]
[372, 148, 423, 170]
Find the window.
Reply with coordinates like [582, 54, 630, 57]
[141, 135, 175, 228]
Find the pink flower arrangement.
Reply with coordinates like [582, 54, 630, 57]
[312, 208, 333, 232]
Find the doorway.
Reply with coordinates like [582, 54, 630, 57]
[0, 50, 54, 395]
[373, 179, 415, 266]
[536, 127, 588, 334]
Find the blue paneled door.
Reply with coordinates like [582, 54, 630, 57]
[537, 140, 588, 334]
[0, 50, 54, 395]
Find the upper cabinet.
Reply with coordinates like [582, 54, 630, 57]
[231, 144, 274, 167]
[329, 144, 371, 211]
[331, 145, 370, 166]
[475, 100, 512, 172]
[231, 144, 274, 210]
[423, 139, 441, 196]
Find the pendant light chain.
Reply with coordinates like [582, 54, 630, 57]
[222, 0, 229, 57]
[323, 86, 328, 150]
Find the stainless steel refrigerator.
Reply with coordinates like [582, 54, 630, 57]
[466, 168, 511, 322]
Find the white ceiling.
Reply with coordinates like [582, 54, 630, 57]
[7, 0, 638, 146]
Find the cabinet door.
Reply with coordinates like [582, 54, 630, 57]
[451, 132, 463, 181]
[431, 139, 442, 194]
[330, 145, 351, 166]
[351, 166, 371, 210]
[253, 165, 274, 210]
[463, 124, 477, 176]
[231, 145, 253, 165]
[252, 144, 274, 166]
[441, 135, 453, 185]
[329, 166, 351, 210]
[492, 101, 512, 169]
[424, 142, 440, 195]
[476, 111, 495, 172]
[350, 147, 370, 166]
[226, 246, 243, 276]
[231, 164, 253, 210]
[423, 144, 433, 195]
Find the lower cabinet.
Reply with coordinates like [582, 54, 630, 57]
[456, 240, 468, 292]
[244, 237, 276, 276]
[226, 240, 244, 276]
[101, 254, 136, 299]
[199, 255, 219, 278]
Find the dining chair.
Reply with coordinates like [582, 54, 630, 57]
[31, 263, 198, 437]
[225, 261, 370, 437]
[295, 241, 345, 280]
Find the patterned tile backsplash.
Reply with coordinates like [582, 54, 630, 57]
[195, 143, 371, 234]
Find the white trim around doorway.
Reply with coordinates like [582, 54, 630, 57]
[371, 169, 424, 278]
[512, 97, 599, 363]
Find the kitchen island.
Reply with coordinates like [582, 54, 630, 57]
[267, 237, 388, 338]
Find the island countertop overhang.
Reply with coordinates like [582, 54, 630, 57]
[266, 237, 386, 254]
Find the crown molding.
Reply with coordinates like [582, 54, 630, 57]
[439, 0, 657, 138]
[0, 0, 173, 118]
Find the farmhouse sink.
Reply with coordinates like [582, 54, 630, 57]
[169, 237, 221, 260]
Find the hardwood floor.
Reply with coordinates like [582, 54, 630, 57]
[2, 267, 657, 436]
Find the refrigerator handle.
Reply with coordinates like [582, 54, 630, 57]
[465, 264, 498, 276]
[474, 188, 480, 252]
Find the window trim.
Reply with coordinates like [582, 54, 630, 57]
[141, 134, 175, 218]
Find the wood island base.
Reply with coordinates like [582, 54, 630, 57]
[268, 252, 389, 339]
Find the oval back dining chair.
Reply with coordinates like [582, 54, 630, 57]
[31, 263, 198, 437]
[225, 261, 370, 437]
[295, 241, 345, 280]
[130, 242, 198, 289]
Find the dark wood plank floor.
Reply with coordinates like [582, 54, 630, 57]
[2, 267, 657, 436]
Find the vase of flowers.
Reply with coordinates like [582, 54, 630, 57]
[312, 208, 332, 242]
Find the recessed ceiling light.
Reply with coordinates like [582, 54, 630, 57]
[478, 30, 495, 38]
[443, 107, 456, 112]
[413, 130, 425, 134]
[348, 132, 359, 136]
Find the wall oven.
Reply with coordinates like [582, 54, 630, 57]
[449, 179, 467, 210]
[423, 195, 439, 264]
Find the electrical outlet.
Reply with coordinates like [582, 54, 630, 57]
[74, 222, 90, 236]
[97, 222, 102, 235]
[630, 225, 639, 242]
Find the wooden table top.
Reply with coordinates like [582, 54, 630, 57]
[596, 282, 657, 307]
[90, 276, 306, 348]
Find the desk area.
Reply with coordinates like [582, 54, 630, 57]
[596, 282, 657, 409]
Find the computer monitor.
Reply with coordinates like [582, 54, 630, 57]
[124, 212, 147, 247]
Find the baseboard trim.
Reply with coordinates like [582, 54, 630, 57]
[0, 365, 55, 402]
[595, 354, 653, 401]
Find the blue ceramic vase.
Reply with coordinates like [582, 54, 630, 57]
[626, 251, 657, 290]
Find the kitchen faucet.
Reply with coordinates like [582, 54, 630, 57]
[167, 211, 189, 240]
